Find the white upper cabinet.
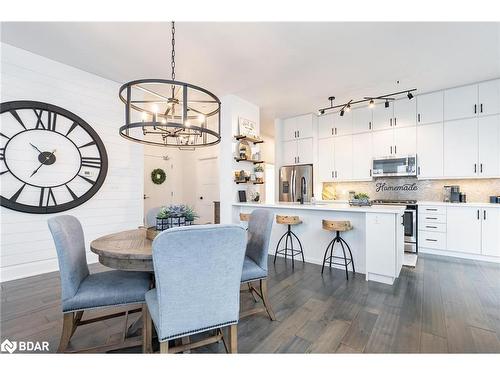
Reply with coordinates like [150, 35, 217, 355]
[417, 91, 443, 125]
[352, 106, 373, 133]
[478, 115, 500, 177]
[372, 129, 394, 157]
[352, 132, 373, 180]
[482, 208, 500, 257]
[478, 79, 500, 116]
[393, 126, 416, 156]
[282, 114, 313, 141]
[282, 140, 298, 165]
[334, 136, 353, 181]
[283, 117, 297, 141]
[444, 84, 478, 121]
[417, 123, 443, 178]
[447, 206, 481, 254]
[443, 118, 479, 177]
[318, 113, 335, 139]
[296, 138, 313, 164]
[317, 137, 335, 181]
[335, 111, 352, 136]
[393, 98, 416, 128]
[372, 102, 394, 130]
[296, 114, 313, 139]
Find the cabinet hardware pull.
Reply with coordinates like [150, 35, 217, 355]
[297, 156, 300, 163]
[426, 226, 437, 229]
[480, 163, 483, 173]
[474, 104, 477, 114]
[480, 103, 483, 113]
[394, 117, 397, 126]
[390, 118, 393, 127]
[297, 130, 300, 138]
[474, 163, 477, 173]
[331, 128, 334, 135]
[369, 122, 372, 130]
[484, 210, 486, 220]
[335, 127, 337, 135]
[390, 146, 393, 154]
[426, 208, 438, 211]
[425, 239, 437, 242]
[369, 168, 372, 177]
[394, 145, 397, 154]
[418, 113, 421, 122]
[477, 209, 480, 220]
[425, 217, 438, 220]
[418, 166, 421, 175]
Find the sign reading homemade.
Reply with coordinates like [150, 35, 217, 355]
[375, 182, 418, 193]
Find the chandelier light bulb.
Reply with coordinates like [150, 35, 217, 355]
[368, 99, 375, 108]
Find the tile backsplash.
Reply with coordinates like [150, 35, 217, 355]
[322, 178, 500, 203]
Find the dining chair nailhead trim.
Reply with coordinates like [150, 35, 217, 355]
[159, 320, 238, 341]
[62, 299, 146, 313]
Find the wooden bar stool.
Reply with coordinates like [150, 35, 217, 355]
[273, 215, 304, 268]
[321, 220, 355, 279]
[240, 213, 251, 230]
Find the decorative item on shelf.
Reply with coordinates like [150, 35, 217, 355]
[238, 190, 247, 202]
[254, 164, 265, 182]
[349, 193, 371, 207]
[118, 22, 220, 149]
[252, 150, 261, 161]
[237, 140, 251, 160]
[234, 170, 249, 183]
[238, 117, 257, 138]
[154, 204, 198, 232]
[250, 191, 260, 203]
[151, 168, 166, 184]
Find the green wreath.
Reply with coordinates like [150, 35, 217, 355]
[151, 168, 166, 185]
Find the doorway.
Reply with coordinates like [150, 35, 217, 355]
[195, 157, 220, 224]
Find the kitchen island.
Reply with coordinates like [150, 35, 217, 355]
[233, 202, 406, 285]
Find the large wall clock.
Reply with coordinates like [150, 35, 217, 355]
[0, 101, 108, 214]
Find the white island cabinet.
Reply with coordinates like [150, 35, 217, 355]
[232, 202, 405, 285]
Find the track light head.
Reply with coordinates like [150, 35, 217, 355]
[318, 109, 325, 116]
[346, 104, 351, 112]
[385, 100, 390, 108]
[407, 91, 414, 100]
[340, 109, 345, 117]
[368, 99, 375, 108]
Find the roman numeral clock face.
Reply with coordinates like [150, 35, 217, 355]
[1, 101, 108, 214]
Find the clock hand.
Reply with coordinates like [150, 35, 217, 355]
[30, 143, 44, 155]
[29, 149, 57, 177]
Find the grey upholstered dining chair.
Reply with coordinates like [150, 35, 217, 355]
[240, 209, 276, 321]
[144, 224, 247, 354]
[145, 206, 162, 228]
[48, 215, 151, 353]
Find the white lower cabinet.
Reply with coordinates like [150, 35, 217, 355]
[417, 123, 443, 178]
[482, 208, 500, 257]
[419, 205, 500, 259]
[446, 207, 481, 254]
[352, 132, 373, 179]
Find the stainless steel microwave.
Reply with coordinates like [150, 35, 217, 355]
[372, 155, 417, 177]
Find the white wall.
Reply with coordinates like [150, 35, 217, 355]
[219, 95, 260, 223]
[0, 43, 144, 281]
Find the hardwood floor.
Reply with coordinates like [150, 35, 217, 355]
[1, 254, 500, 353]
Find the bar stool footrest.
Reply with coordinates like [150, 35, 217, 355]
[276, 248, 303, 256]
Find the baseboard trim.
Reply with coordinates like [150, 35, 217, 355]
[419, 247, 500, 263]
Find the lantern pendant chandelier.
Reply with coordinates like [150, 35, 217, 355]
[119, 22, 221, 149]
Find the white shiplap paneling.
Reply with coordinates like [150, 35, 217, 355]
[0, 43, 144, 281]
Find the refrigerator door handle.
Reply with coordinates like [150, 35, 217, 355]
[291, 169, 296, 202]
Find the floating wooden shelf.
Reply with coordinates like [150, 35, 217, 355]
[234, 135, 264, 144]
[234, 180, 265, 185]
[234, 157, 265, 164]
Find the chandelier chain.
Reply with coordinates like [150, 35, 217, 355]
[171, 21, 176, 82]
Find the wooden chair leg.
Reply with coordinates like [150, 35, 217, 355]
[248, 282, 259, 302]
[142, 304, 152, 354]
[58, 312, 75, 353]
[260, 279, 276, 321]
[160, 341, 169, 354]
[228, 324, 238, 353]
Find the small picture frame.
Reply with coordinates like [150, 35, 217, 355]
[238, 190, 247, 202]
[238, 117, 257, 138]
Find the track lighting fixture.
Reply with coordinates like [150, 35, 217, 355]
[317, 88, 416, 117]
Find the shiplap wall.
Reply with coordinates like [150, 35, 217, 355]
[0, 43, 144, 281]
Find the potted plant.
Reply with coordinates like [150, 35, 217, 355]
[350, 193, 371, 206]
[156, 204, 199, 231]
[254, 164, 264, 182]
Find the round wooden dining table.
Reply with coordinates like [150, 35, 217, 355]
[90, 228, 154, 272]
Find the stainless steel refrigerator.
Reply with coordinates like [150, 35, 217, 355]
[279, 164, 313, 203]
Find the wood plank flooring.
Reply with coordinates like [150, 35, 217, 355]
[1, 254, 499, 353]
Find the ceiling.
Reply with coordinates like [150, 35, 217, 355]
[1, 22, 500, 136]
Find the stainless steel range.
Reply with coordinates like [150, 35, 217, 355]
[371, 199, 418, 254]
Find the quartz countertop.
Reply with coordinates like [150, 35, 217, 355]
[417, 201, 500, 208]
[233, 202, 406, 214]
